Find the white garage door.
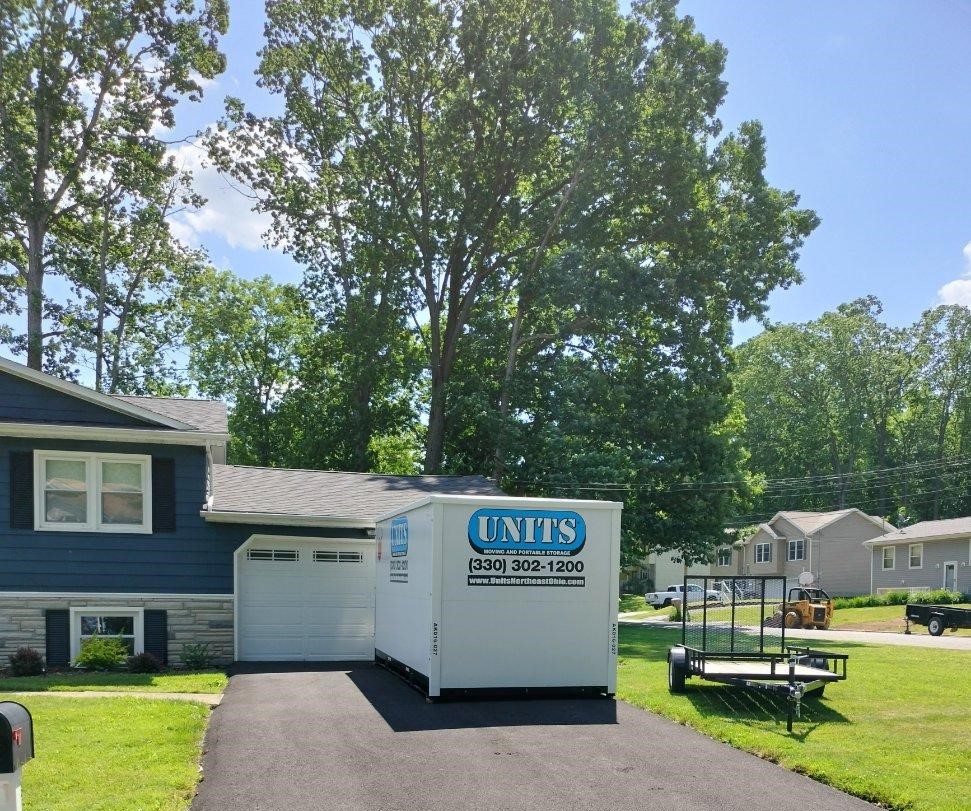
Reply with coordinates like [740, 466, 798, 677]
[237, 539, 375, 661]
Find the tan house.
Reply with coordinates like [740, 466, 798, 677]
[710, 509, 896, 596]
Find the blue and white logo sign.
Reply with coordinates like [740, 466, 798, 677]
[468, 508, 586, 556]
[390, 516, 409, 557]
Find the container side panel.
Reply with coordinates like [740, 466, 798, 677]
[374, 503, 434, 678]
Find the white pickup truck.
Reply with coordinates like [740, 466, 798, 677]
[644, 583, 721, 609]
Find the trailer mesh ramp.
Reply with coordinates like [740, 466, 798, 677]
[681, 576, 785, 655]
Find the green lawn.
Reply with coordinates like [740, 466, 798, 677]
[619, 594, 648, 613]
[617, 625, 971, 811]
[831, 603, 971, 636]
[0, 670, 227, 694]
[0, 695, 209, 811]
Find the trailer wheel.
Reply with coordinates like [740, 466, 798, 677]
[805, 685, 826, 698]
[668, 649, 687, 693]
[927, 616, 945, 636]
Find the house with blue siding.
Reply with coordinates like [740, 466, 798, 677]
[0, 357, 500, 667]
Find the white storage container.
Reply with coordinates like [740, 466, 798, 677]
[374, 494, 622, 697]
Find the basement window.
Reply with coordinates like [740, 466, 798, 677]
[314, 550, 364, 563]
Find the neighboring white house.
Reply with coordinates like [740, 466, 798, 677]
[709, 509, 896, 596]
[645, 550, 711, 592]
[865, 517, 971, 596]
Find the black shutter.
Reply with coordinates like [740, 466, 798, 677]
[144, 610, 168, 665]
[10, 451, 33, 529]
[151, 458, 176, 533]
[45, 609, 70, 667]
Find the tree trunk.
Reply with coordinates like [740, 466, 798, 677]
[25, 220, 45, 370]
[95, 212, 110, 391]
[493, 295, 525, 479]
[424, 365, 446, 473]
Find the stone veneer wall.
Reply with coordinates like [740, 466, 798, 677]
[0, 595, 234, 668]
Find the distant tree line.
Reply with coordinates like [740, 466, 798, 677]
[733, 297, 971, 524]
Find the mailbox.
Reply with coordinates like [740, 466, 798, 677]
[0, 703, 33, 774]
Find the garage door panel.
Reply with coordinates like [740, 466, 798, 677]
[237, 540, 375, 661]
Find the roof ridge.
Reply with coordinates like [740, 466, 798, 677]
[114, 394, 223, 404]
[215, 463, 489, 479]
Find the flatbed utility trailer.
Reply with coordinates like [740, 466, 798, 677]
[667, 576, 849, 732]
[905, 604, 971, 636]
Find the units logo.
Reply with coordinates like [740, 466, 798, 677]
[389, 516, 409, 557]
[467, 508, 586, 556]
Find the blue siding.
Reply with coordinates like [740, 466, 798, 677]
[0, 436, 368, 594]
[0, 371, 159, 427]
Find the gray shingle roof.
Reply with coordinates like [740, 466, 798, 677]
[866, 516, 971, 545]
[210, 464, 503, 522]
[113, 396, 228, 433]
[776, 510, 855, 535]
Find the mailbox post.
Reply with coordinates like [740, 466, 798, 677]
[0, 702, 34, 811]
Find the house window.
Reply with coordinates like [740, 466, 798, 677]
[909, 543, 923, 569]
[754, 542, 772, 564]
[787, 539, 805, 562]
[716, 548, 732, 567]
[35, 451, 151, 533]
[882, 546, 895, 570]
[69, 607, 144, 662]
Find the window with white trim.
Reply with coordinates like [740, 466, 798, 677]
[716, 547, 732, 567]
[882, 546, 895, 570]
[909, 543, 923, 569]
[787, 538, 805, 561]
[69, 607, 144, 661]
[754, 542, 772, 564]
[34, 451, 151, 533]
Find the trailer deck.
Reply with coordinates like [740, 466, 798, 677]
[668, 576, 850, 732]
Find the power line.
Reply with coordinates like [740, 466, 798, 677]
[511, 454, 971, 494]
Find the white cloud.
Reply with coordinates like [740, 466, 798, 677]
[936, 241, 971, 307]
[167, 140, 276, 252]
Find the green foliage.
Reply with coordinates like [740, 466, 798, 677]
[734, 299, 971, 523]
[619, 594, 648, 613]
[180, 642, 214, 671]
[833, 590, 962, 609]
[0, 0, 227, 370]
[74, 636, 129, 670]
[8, 647, 45, 677]
[126, 652, 163, 674]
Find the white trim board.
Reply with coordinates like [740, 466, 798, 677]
[0, 592, 232, 600]
[202, 510, 377, 530]
[0, 421, 227, 446]
[0, 356, 194, 430]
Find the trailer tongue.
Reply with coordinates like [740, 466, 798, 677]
[667, 576, 849, 732]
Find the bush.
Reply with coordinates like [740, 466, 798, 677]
[181, 642, 214, 670]
[833, 589, 961, 609]
[74, 635, 129, 670]
[8, 646, 45, 676]
[126, 651, 162, 673]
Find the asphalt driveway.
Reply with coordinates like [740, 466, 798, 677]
[192, 663, 877, 811]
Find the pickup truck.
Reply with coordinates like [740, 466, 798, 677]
[645, 583, 722, 609]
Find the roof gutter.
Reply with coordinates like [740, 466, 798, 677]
[201, 509, 376, 530]
[0, 421, 228, 446]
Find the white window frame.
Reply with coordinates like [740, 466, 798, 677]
[882, 546, 895, 571]
[908, 543, 923, 569]
[716, 547, 732, 567]
[34, 450, 152, 534]
[787, 538, 805, 562]
[69, 606, 144, 663]
[754, 542, 772, 564]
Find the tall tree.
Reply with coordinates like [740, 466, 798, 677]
[0, 0, 227, 369]
[217, 0, 814, 476]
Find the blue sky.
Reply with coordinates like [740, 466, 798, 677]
[89, 1, 971, 344]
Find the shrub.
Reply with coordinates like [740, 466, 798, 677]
[910, 589, 963, 605]
[8, 646, 45, 676]
[181, 642, 214, 670]
[126, 651, 163, 673]
[74, 635, 129, 670]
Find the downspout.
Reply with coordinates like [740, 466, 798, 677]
[204, 443, 215, 511]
